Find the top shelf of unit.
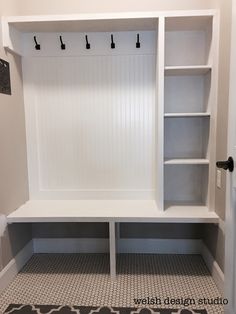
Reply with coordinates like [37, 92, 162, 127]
[2, 10, 217, 33]
[2, 11, 218, 56]
[165, 15, 213, 31]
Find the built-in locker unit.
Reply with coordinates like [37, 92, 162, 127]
[2, 11, 219, 277]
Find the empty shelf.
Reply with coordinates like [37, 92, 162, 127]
[164, 112, 211, 118]
[7, 200, 218, 223]
[164, 158, 209, 165]
[165, 65, 212, 76]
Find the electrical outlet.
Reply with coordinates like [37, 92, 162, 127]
[217, 169, 222, 188]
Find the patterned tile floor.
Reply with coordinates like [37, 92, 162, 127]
[0, 254, 224, 314]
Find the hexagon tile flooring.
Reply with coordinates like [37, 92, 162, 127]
[0, 254, 224, 314]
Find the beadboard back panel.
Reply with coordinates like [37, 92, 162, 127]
[22, 52, 156, 199]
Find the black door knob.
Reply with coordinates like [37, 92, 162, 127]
[216, 156, 234, 172]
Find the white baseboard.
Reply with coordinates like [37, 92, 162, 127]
[33, 238, 202, 254]
[0, 240, 33, 294]
[201, 242, 224, 295]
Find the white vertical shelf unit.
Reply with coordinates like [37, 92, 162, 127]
[2, 11, 219, 276]
[163, 14, 219, 213]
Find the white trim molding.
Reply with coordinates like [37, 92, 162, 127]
[201, 242, 224, 295]
[0, 241, 33, 294]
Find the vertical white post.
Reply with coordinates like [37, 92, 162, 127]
[156, 17, 165, 211]
[207, 11, 220, 211]
[116, 222, 120, 240]
[109, 221, 116, 279]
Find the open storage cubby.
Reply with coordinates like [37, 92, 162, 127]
[164, 164, 209, 208]
[165, 15, 213, 67]
[22, 30, 158, 201]
[164, 71, 211, 114]
[2, 11, 220, 277]
[164, 117, 210, 160]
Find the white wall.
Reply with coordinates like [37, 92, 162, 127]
[10, 0, 216, 15]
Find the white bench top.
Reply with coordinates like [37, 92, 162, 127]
[7, 200, 219, 223]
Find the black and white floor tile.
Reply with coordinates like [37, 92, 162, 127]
[0, 254, 224, 314]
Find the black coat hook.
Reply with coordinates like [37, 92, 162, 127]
[136, 34, 140, 48]
[85, 35, 90, 49]
[60, 35, 66, 50]
[34, 36, 40, 50]
[111, 34, 115, 49]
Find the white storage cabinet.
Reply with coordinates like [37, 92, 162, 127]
[2, 11, 220, 277]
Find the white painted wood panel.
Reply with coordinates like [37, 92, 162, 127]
[164, 113, 210, 117]
[109, 222, 116, 279]
[3, 11, 216, 33]
[7, 200, 218, 223]
[205, 12, 219, 211]
[3, 11, 216, 35]
[10, 16, 159, 33]
[23, 53, 156, 199]
[155, 17, 165, 210]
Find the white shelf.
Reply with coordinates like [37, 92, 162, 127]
[4, 13, 159, 32]
[164, 202, 217, 222]
[164, 158, 209, 165]
[3, 11, 216, 33]
[7, 200, 218, 223]
[164, 112, 210, 118]
[165, 65, 212, 76]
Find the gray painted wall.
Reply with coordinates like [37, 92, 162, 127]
[0, 3, 32, 271]
[32, 223, 204, 239]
